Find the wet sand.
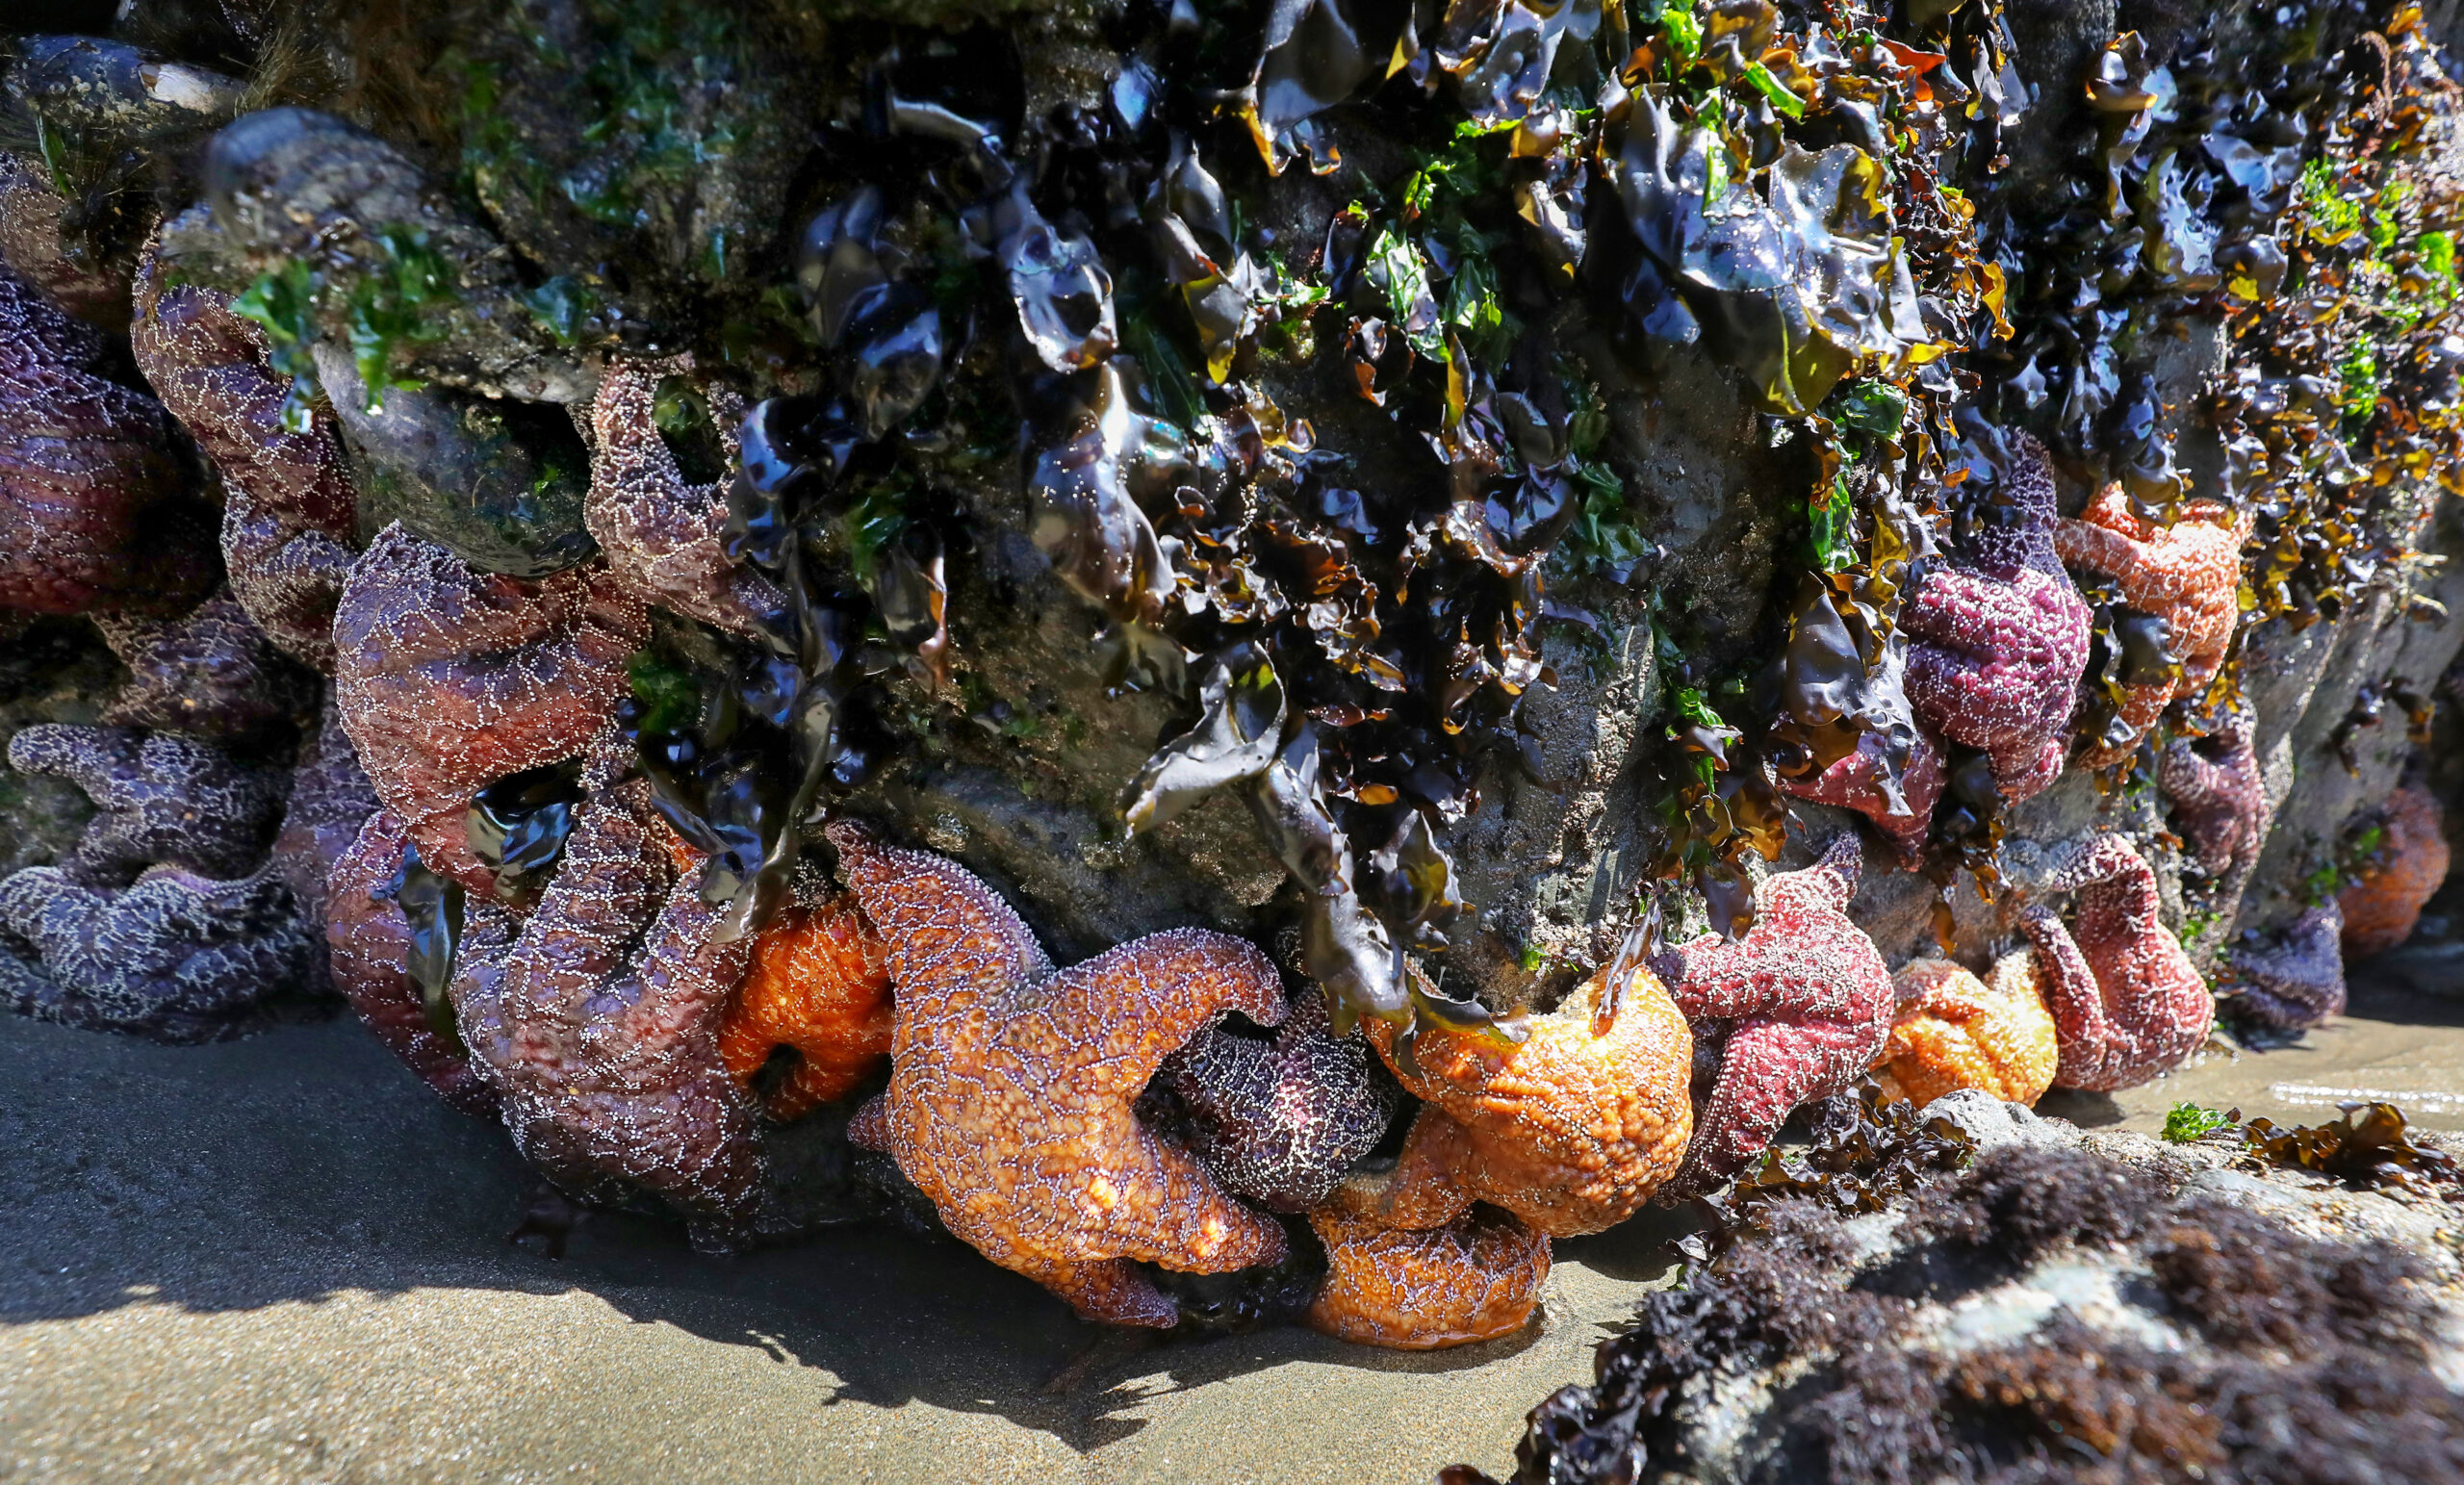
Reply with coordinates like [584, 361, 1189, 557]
[3, 961, 2460, 1483]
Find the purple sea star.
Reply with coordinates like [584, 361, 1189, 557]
[132, 223, 359, 672]
[830, 819, 1292, 1328]
[0, 860, 313, 1043]
[7, 724, 286, 886]
[450, 781, 762, 1249]
[91, 591, 320, 744]
[1650, 833, 1895, 1198]
[1903, 433, 2092, 804]
[1157, 983, 1399, 1214]
[2018, 834, 2215, 1091]
[333, 523, 646, 893]
[0, 263, 213, 619]
[586, 355, 783, 638]
[2157, 704, 2268, 883]
[2226, 902, 2347, 1029]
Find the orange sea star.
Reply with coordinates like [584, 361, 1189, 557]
[718, 888, 894, 1121]
[828, 820, 1291, 1328]
[1340, 959, 1693, 1238]
[1304, 1205, 1551, 1349]
[2340, 786, 2450, 960]
[1876, 956, 2058, 1109]
[2054, 489, 2251, 768]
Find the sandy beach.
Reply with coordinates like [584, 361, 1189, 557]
[3, 967, 2459, 1485]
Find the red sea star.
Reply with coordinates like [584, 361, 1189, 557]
[1304, 1204, 1551, 1349]
[1159, 983, 1400, 1214]
[132, 222, 360, 672]
[2055, 489, 2251, 768]
[1904, 433, 2092, 804]
[2018, 834, 2214, 1091]
[1776, 719, 1946, 864]
[270, 695, 382, 997]
[1650, 833, 1894, 1197]
[451, 781, 763, 1249]
[323, 808, 500, 1117]
[0, 264, 213, 619]
[2340, 787, 2451, 960]
[587, 354, 783, 638]
[333, 523, 647, 893]
[828, 820, 1291, 1328]
[1341, 959, 1693, 1236]
[2157, 704, 2268, 883]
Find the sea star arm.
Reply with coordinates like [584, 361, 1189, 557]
[587, 356, 783, 637]
[1672, 1014, 1875, 1194]
[1027, 928, 1287, 1100]
[2020, 905, 2114, 1088]
[827, 820, 1054, 1004]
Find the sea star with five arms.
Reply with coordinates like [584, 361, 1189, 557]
[2019, 834, 2215, 1091]
[1650, 833, 1895, 1198]
[2157, 704, 2268, 884]
[2054, 490, 2252, 769]
[2227, 902, 2347, 1029]
[829, 820, 1293, 1328]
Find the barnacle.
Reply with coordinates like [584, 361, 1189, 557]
[332, 523, 646, 893]
[830, 820, 1290, 1328]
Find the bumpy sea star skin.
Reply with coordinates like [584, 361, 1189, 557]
[1159, 984, 1400, 1214]
[333, 524, 647, 893]
[0, 862, 313, 1043]
[1776, 725, 1945, 863]
[2227, 903, 2347, 1029]
[322, 808, 499, 1116]
[92, 592, 319, 743]
[587, 355, 783, 637]
[1341, 960, 1692, 1236]
[2158, 704, 2268, 883]
[2019, 834, 2215, 1092]
[828, 820, 1292, 1328]
[1304, 1205, 1552, 1350]
[2054, 490, 2253, 768]
[7, 724, 286, 886]
[450, 781, 762, 1247]
[131, 227, 359, 671]
[2340, 787, 2451, 960]
[1650, 834, 1895, 1197]
[0, 265, 213, 619]
[718, 888, 895, 1121]
[1876, 957, 2059, 1109]
[1904, 435, 2092, 804]
[270, 695, 381, 989]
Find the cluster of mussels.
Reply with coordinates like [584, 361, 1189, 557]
[0, 0, 2456, 1351]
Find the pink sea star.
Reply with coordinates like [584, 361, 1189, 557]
[1904, 433, 2092, 804]
[323, 808, 498, 1117]
[2055, 490, 2251, 768]
[333, 523, 646, 893]
[1777, 720, 1946, 864]
[2226, 902, 2346, 1029]
[132, 223, 359, 672]
[91, 591, 320, 744]
[0, 263, 213, 619]
[829, 820, 1292, 1328]
[2018, 834, 2215, 1091]
[586, 354, 783, 638]
[1650, 833, 1895, 1197]
[7, 724, 286, 886]
[1158, 983, 1400, 1214]
[450, 781, 763, 1248]
[2157, 704, 2268, 883]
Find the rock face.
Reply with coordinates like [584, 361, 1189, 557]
[1470, 1094, 2464, 1484]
